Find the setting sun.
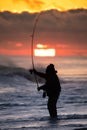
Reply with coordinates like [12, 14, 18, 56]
[34, 44, 55, 57]
[34, 49, 55, 57]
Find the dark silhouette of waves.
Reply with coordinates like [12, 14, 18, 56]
[0, 65, 45, 83]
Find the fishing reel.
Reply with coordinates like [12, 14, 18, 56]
[43, 91, 47, 98]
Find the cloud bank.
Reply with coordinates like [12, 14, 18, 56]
[0, 9, 87, 56]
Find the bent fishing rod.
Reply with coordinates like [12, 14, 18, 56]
[31, 12, 42, 89]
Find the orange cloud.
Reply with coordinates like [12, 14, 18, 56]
[13, 0, 45, 12]
[56, 48, 87, 57]
[0, 48, 31, 56]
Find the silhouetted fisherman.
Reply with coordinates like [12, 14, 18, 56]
[30, 64, 61, 118]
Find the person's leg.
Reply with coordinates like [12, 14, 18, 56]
[47, 97, 58, 118]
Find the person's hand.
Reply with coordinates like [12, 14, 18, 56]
[29, 69, 33, 74]
[29, 69, 36, 74]
[37, 87, 40, 91]
[33, 69, 36, 73]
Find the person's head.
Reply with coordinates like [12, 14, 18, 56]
[46, 64, 57, 74]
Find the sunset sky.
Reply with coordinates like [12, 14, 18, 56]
[0, 0, 87, 56]
[0, 0, 87, 13]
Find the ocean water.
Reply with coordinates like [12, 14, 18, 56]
[0, 56, 87, 130]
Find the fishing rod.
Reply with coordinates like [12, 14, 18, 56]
[31, 12, 42, 89]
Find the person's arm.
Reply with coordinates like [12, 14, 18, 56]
[30, 69, 46, 79]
